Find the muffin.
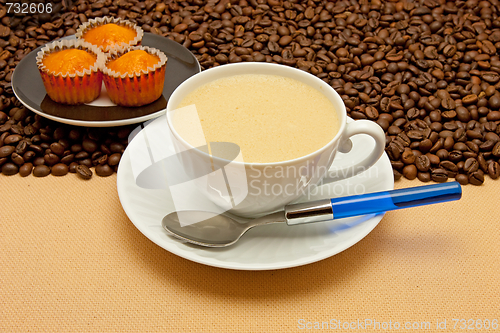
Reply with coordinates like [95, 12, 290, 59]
[36, 39, 104, 105]
[76, 17, 143, 53]
[102, 46, 167, 107]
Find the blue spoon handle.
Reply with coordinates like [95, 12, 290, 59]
[284, 182, 462, 225]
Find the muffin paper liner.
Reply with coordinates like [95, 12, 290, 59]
[102, 45, 168, 107]
[36, 39, 105, 105]
[75, 16, 144, 53]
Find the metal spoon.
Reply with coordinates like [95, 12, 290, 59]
[162, 182, 462, 247]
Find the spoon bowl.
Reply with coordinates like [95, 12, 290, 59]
[162, 211, 285, 247]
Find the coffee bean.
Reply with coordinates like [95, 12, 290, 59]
[417, 172, 431, 182]
[456, 107, 471, 122]
[478, 153, 489, 172]
[485, 132, 499, 143]
[82, 138, 98, 153]
[76, 164, 92, 180]
[444, 122, 459, 131]
[429, 138, 443, 153]
[468, 170, 485, 186]
[464, 158, 479, 174]
[402, 165, 417, 180]
[68, 129, 81, 141]
[447, 149, 462, 162]
[488, 161, 500, 180]
[467, 141, 479, 154]
[377, 119, 390, 131]
[407, 130, 425, 140]
[385, 142, 403, 163]
[454, 128, 466, 142]
[365, 107, 378, 120]
[44, 153, 60, 166]
[0, 132, 8, 146]
[0, 124, 12, 133]
[33, 157, 45, 166]
[110, 142, 125, 154]
[75, 151, 89, 160]
[401, 149, 415, 165]
[443, 137, 454, 151]
[51, 163, 68, 176]
[419, 139, 433, 153]
[69, 162, 78, 173]
[453, 142, 468, 152]
[1, 162, 18, 175]
[4, 134, 22, 145]
[0, 25, 11, 38]
[79, 158, 93, 168]
[427, 153, 440, 165]
[95, 164, 113, 177]
[33, 165, 50, 177]
[456, 174, 469, 185]
[481, 41, 496, 55]
[397, 133, 411, 147]
[19, 163, 33, 177]
[11, 152, 24, 165]
[59, 140, 71, 153]
[95, 154, 108, 166]
[50, 142, 65, 156]
[439, 161, 458, 177]
[441, 95, 455, 110]
[442, 110, 457, 120]
[268, 41, 280, 53]
[489, 95, 500, 109]
[0, 145, 14, 158]
[29, 144, 44, 155]
[487, 111, 500, 122]
[108, 153, 121, 166]
[462, 94, 478, 105]
[492, 142, 500, 157]
[23, 150, 35, 162]
[466, 129, 483, 140]
[60, 154, 75, 165]
[478, 141, 493, 152]
[215, 54, 228, 64]
[391, 160, 404, 170]
[15, 140, 28, 155]
[431, 168, 448, 183]
[415, 155, 431, 172]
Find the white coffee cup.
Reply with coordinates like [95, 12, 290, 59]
[166, 63, 385, 217]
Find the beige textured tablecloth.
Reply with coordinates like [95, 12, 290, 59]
[1, 173, 499, 332]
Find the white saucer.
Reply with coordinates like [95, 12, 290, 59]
[116, 118, 394, 270]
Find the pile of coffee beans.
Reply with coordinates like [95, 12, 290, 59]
[1, 0, 500, 185]
[0, 110, 132, 178]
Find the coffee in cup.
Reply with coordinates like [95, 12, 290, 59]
[173, 73, 340, 163]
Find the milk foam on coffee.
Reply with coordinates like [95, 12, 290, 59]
[174, 74, 339, 163]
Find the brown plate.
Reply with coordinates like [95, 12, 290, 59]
[12, 33, 201, 127]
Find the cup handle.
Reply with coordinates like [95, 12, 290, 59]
[321, 120, 386, 184]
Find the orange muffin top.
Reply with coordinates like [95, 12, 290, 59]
[107, 50, 160, 75]
[82, 23, 137, 49]
[42, 48, 97, 74]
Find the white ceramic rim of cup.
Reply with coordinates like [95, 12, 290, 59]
[166, 62, 347, 166]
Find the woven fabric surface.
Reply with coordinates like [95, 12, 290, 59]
[1, 174, 499, 332]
